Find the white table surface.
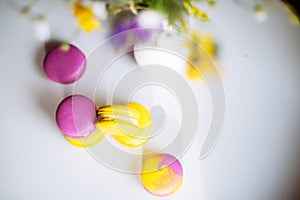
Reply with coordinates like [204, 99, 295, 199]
[0, 0, 300, 200]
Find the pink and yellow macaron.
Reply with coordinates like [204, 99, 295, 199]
[141, 153, 183, 196]
[56, 95, 104, 148]
[55, 95, 152, 148]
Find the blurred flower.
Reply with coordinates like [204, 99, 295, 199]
[281, 1, 299, 26]
[72, 1, 100, 33]
[21, 0, 213, 37]
[111, 10, 164, 50]
[136, 0, 211, 30]
[185, 31, 218, 79]
[253, 5, 268, 22]
[183, 1, 210, 23]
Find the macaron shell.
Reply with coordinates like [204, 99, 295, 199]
[141, 154, 183, 196]
[66, 128, 105, 148]
[56, 95, 97, 139]
[43, 43, 86, 84]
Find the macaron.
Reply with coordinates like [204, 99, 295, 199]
[66, 128, 105, 148]
[43, 43, 86, 84]
[56, 95, 97, 139]
[141, 153, 183, 196]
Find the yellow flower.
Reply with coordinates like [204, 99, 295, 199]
[253, 5, 268, 22]
[281, 1, 299, 26]
[72, 2, 100, 33]
[183, 2, 210, 22]
[185, 31, 217, 79]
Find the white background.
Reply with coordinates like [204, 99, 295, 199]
[0, 0, 300, 200]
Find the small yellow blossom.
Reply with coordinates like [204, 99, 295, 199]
[72, 2, 100, 33]
[253, 5, 268, 22]
[183, 2, 210, 22]
[185, 31, 217, 79]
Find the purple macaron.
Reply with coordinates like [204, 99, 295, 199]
[43, 43, 86, 84]
[56, 95, 97, 139]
